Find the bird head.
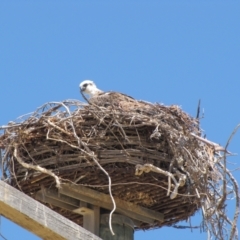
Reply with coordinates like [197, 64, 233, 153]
[79, 80, 102, 98]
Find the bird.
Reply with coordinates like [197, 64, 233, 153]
[79, 80, 136, 109]
[79, 80, 103, 98]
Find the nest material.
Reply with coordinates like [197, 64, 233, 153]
[0, 100, 238, 239]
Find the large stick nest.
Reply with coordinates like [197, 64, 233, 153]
[0, 100, 238, 239]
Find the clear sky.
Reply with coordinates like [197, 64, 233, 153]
[0, 1, 239, 240]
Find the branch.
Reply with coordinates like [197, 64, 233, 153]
[13, 146, 61, 188]
[190, 133, 230, 153]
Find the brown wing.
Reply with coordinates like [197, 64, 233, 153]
[89, 91, 135, 109]
[89, 91, 152, 113]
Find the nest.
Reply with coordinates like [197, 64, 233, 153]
[0, 100, 238, 239]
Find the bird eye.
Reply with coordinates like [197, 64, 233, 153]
[83, 83, 88, 87]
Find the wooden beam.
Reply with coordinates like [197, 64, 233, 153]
[0, 181, 102, 240]
[35, 188, 80, 211]
[35, 191, 77, 211]
[42, 188, 80, 207]
[60, 184, 164, 224]
[36, 189, 100, 235]
[74, 201, 92, 215]
[73, 202, 100, 236]
[36, 188, 142, 227]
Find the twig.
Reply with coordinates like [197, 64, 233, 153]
[219, 124, 240, 206]
[13, 146, 61, 188]
[196, 99, 201, 119]
[218, 162, 239, 240]
[135, 163, 185, 199]
[190, 133, 230, 153]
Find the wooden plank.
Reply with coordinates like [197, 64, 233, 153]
[73, 203, 100, 236]
[36, 189, 100, 235]
[0, 181, 102, 240]
[35, 191, 77, 211]
[60, 187, 154, 224]
[36, 188, 141, 227]
[60, 184, 164, 223]
[93, 205, 100, 236]
[36, 188, 79, 207]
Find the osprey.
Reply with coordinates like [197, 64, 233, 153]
[79, 80, 103, 98]
[79, 80, 136, 109]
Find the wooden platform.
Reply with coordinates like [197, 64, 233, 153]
[0, 181, 101, 240]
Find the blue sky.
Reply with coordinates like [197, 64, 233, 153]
[0, 1, 240, 239]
